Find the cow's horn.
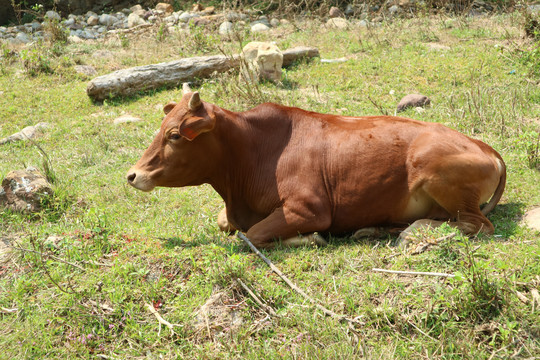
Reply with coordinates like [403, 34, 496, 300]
[189, 92, 201, 110]
[182, 82, 192, 94]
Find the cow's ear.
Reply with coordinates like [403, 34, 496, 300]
[163, 101, 177, 115]
[179, 116, 215, 141]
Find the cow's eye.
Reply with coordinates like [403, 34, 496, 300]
[169, 133, 181, 141]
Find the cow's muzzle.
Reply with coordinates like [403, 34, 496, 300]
[126, 168, 154, 192]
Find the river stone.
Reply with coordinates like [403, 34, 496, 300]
[326, 17, 349, 29]
[156, 3, 174, 14]
[74, 65, 97, 77]
[242, 41, 283, 82]
[45, 10, 61, 21]
[0, 123, 49, 145]
[397, 94, 431, 112]
[329, 6, 344, 18]
[219, 21, 234, 35]
[522, 207, 540, 232]
[87, 15, 99, 26]
[0, 169, 53, 213]
[99, 14, 118, 26]
[128, 13, 146, 28]
[251, 23, 270, 32]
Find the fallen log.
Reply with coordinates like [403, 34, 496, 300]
[86, 46, 319, 101]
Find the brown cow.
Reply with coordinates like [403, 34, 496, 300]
[126, 85, 506, 248]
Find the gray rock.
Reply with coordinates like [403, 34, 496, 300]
[178, 12, 196, 22]
[113, 114, 142, 125]
[30, 21, 42, 31]
[45, 10, 61, 21]
[64, 18, 75, 26]
[0, 123, 49, 144]
[99, 14, 118, 27]
[329, 6, 344, 18]
[326, 17, 349, 29]
[85, 11, 98, 19]
[225, 11, 245, 22]
[522, 207, 540, 232]
[164, 13, 179, 24]
[92, 50, 113, 58]
[251, 23, 270, 32]
[0, 169, 53, 213]
[87, 15, 99, 26]
[345, 4, 355, 16]
[14, 32, 31, 44]
[74, 65, 97, 77]
[397, 94, 431, 112]
[68, 35, 83, 43]
[127, 13, 146, 28]
[356, 20, 369, 27]
[270, 18, 280, 27]
[219, 21, 234, 35]
[130, 5, 143, 13]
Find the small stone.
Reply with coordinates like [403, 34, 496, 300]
[192, 3, 204, 12]
[68, 35, 83, 43]
[64, 18, 75, 26]
[522, 207, 540, 232]
[30, 21, 42, 31]
[326, 17, 349, 29]
[0, 169, 53, 213]
[178, 12, 195, 23]
[280, 19, 290, 25]
[202, 6, 215, 15]
[87, 16, 99, 26]
[45, 10, 61, 21]
[156, 3, 174, 14]
[74, 65, 97, 77]
[329, 6, 344, 18]
[128, 13, 146, 28]
[251, 23, 270, 32]
[14, 32, 31, 44]
[397, 94, 431, 112]
[99, 14, 118, 27]
[113, 115, 142, 125]
[130, 5, 143, 13]
[270, 18, 280, 27]
[225, 11, 243, 22]
[219, 21, 234, 35]
[356, 20, 368, 27]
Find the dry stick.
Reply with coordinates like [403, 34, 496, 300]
[237, 233, 361, 325]
[1, 307, 18, 314]
[10, 245, 85, 271]
[237, 278, 277, 317]
[144, 303, 180, 336]
[372, 268, 455, 278]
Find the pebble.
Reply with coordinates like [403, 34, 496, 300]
[251, 23, 270, 32]
[45, 10, 61, 21]
[219, 21, 234, 35]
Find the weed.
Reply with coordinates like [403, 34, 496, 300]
[516, 130, 540, 170]
[20, 45, 53, 76]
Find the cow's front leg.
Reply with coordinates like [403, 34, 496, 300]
[217, 207, 238, 233]
[245, 206, 331, 249]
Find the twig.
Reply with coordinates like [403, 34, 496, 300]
[10, 245, 85, 271]
[144, 303, 180, 336]
[237, 233, 362, 325]
[1, 307, 18, 314]
[237, 278, 277, 317]
[367, 94, 388, 115]
[372, 268, 455, 278]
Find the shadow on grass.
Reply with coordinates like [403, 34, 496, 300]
[157, 201, 525, 254]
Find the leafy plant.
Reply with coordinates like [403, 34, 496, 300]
[20, 45, 52, 76]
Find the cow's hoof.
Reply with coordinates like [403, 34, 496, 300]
[352, 227, 381, 239]
[280, 233, 328, 248]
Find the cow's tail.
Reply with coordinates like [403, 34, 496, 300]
[481, 157, 506, 216]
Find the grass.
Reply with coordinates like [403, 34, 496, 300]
[1, 11, 540, 359]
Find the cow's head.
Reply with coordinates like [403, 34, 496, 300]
[126, 84, 217, 191]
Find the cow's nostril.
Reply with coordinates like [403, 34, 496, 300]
[127, 173, 136, 183]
